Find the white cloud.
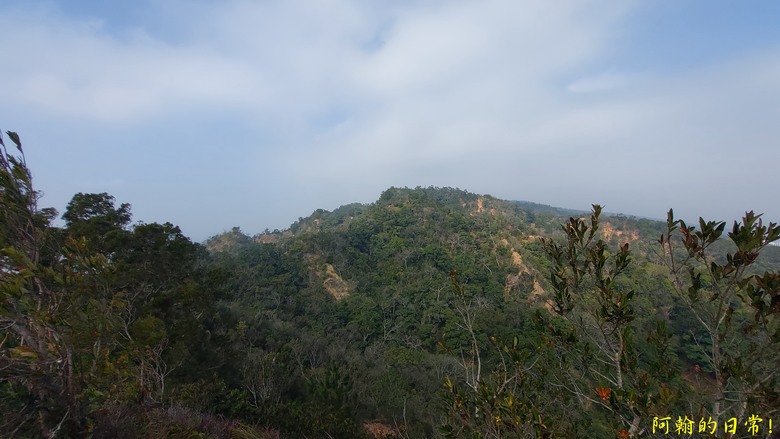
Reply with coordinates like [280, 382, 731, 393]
[0, 6, 267, 122]
[567, 71, 630, 93]
[1, 0, 778, 239]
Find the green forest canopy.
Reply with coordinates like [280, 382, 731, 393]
[2, 130, 779, 438]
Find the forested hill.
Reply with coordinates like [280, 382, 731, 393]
[3, 131, 780, 439]
[200, 186, 780, 437]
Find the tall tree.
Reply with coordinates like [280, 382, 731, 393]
[62, 192, 131, 254]
[1, 130, 87, 436]
[659, 210, 780, 425]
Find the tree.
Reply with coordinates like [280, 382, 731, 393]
[537, 206, 680, 437]
[659, 209, 780, 425]
[62, 192, 131, 254]
[440, 271, 572, 438]
[1, 130, 86, 436]
[1, 130, 278, 438]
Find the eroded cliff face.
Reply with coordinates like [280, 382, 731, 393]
[469, 196, 498, 216]
[600, 222, 640, 243]
[301, 253, 352, 301]
[499, 238, 549, 310]
[322, 263, 350, 301]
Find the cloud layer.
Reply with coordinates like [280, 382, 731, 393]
[1, 0, 778, 240]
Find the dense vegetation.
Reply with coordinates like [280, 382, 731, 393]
[2, 130, 779, 438]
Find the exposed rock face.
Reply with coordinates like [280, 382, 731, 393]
[600, 222, 639, 243]
[302, 254, 351, 301]
[323, 263, 350, 300]
[473, 196, 496, 215]
[501, 239, 532, 295]
[363, 422, 397, 438]
[500, 239, 551, 310]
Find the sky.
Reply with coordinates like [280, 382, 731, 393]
[1, 0, 779, 242]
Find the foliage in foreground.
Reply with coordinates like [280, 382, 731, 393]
[2, 129, 779, 438]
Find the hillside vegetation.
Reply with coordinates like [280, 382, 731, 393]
[2, 130, 779, 438]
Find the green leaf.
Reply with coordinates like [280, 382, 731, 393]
[6, 131, 22, 151]
[9, 345, 38, 359]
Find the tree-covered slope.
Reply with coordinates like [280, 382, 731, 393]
[3, 128, 779, 438]
[205, 185, 780, 438]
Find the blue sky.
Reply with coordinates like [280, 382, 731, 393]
[1, 0, 779, 241]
